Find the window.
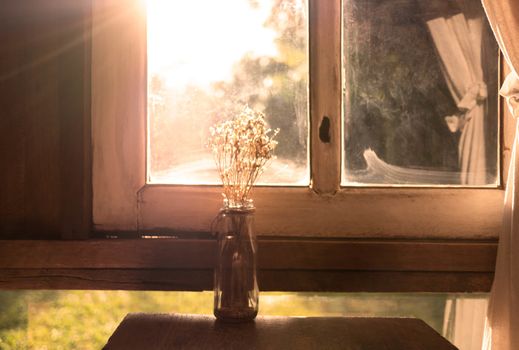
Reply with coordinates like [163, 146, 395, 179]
[92, 0, 506, 238]
[147, 0, 309, 186]
[343, 0, 499, 186]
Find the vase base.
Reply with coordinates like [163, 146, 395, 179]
[214, 307, 258, 323]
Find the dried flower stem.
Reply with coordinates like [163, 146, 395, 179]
[208, 106, 279, 207]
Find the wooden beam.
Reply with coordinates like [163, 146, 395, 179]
[0, 269, 492, 293]
[0, 269, 213, 291]
[0, 239, 497, 272]
[91, 0, 146, 231]
[0, 238, 496, 292]
[260, 270, 493, 293]
[0, 1, 92, 239]
[59, 0, 92, 239]
[309, 0, 342, 194]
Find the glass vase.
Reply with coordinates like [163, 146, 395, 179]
[213, 201, 259, 322]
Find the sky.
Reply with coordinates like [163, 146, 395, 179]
[146, 0, 278, 90]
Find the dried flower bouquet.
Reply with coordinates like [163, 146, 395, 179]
[208, 106, 279, 208]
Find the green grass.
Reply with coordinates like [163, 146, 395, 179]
[0, 291, 483, 349]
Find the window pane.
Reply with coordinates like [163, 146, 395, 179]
[0, 290, 487, 349]
[342, 0, 499, 186]
[147, 0, 309, 185]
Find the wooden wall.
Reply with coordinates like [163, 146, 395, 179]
[0, 0, 92, 239]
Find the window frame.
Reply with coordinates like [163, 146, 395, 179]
[0, 0, 504, 294]
[92, 0, 508, 240]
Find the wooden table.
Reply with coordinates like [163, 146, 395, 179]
[104, 314, 458, 350]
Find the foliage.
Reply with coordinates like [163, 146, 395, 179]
[0, 290, 464, 349]
[212, 0, 308, 162]
[149, 0, 308, 176]
[149, 0, 497, 182]
[344, 0, 460, 172]
[0, 292, 28, 350]
[0, 291, 213, 350]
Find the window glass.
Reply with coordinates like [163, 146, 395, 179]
[342, 0, 499, 186]
[147, 0, 309, 185]
[0, 291, 487, 349]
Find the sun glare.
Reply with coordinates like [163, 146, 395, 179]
[146, 0, 277, 90]
[146, 0, 310, 185]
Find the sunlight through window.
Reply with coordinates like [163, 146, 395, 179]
[146, 0, 309, 185]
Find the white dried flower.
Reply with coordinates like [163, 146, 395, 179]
[207, 106, 279, 208]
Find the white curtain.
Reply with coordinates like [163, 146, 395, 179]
[483, 74, 519, 350]
[480, 1, 519, 349]
[443, 297, 488, 350]
[426, 5, 488, 185]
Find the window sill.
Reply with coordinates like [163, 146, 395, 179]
[0, 238, 496, 292]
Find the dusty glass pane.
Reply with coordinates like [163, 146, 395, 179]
[342, 0, 499, 186]
[147, 0, 309, 185]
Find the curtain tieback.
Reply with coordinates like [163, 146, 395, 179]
[503, 95, 519, 119]
[500, 72, 519, 119]
[445, 82, 487, 133]
[458, 82, 488, 111]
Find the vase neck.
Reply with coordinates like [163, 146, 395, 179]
[223, 198, 255, 213]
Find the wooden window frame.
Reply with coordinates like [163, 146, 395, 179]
[13, 0, 498, 293]
[0, 0, 506, 293]
[92, 0, 508, 240]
